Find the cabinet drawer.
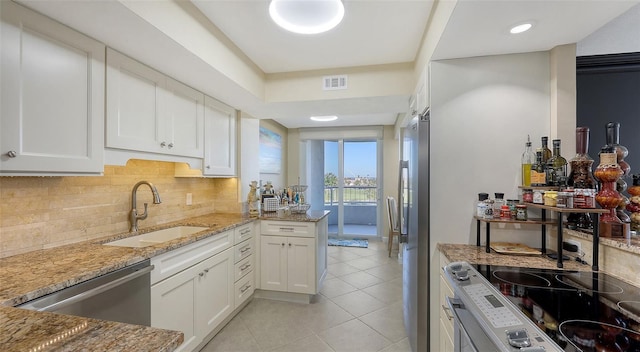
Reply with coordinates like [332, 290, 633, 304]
[234, 271, 254, 308]
[260, 221, 315, 238]
[234, 239, 253, 263]
[234, 254, 253, 282]
[151, 230, 232, 284]
[234, 223, 254, 245]
[439, 275, 454, 339]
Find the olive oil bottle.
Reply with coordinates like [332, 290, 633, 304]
[521, 136, 535, 186]
[531, 151, 547, 186]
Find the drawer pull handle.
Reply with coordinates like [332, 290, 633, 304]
[240, 247, 251, 253]
[240, 284, 251, 293]
[240, 264, 251, 271]
[442, 305, 454, 321]
[280, 227, 294, 232]
[241, 229, 250, 235]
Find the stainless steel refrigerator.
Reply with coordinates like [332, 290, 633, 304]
[399, 110, 430, 352]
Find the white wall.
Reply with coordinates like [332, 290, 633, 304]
[428, 51, 552, 350]
[259, 119, 288, 191]
[577, 3, 640, 56]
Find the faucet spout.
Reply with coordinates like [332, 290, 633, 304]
[129, 181, 162, 233]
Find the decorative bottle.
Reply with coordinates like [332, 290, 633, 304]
[531, 151, 547, 187]
[605, 122, 631, 223]
[545, 139, 567, 186]
[594, 146, 628, 238]
[626, 175, 640, 232]
[540, 136, 552, 163]
[521, 136, 535, 187]
[567, 127, 596, 230]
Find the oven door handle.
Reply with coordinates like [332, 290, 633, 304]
[35, 265, 154, 312]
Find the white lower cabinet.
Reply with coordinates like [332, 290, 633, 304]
[260, 218, 327, 295]
[151, 248, 233, 352]
[439, 252, 455, 352]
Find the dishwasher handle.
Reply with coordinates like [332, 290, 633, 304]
[36, 265, 154, 313]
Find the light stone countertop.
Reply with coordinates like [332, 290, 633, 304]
[258, 209, 330, 222]
[0, 212, 257, 352]
[437, 243, 591, 271]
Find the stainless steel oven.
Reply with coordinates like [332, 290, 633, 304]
[19, 260, 153, 326]
[444, 262, 563, 352]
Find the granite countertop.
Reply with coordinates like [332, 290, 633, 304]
[258, 209, 330, 222]
[437, 243, 591, 271]
[0, 213, 255, 352]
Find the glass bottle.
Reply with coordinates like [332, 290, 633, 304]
[605, 122, 631, 223]
[568, 127, 596, 189]
[567, 127, 596, 230]
[521, 136, 535, 187]
[476, 193, 489, 217]
[531, 151, 547, 187]
[540, 136, 552, 163]
[545, 139, 567, 186]
[594, 146, 624, 223]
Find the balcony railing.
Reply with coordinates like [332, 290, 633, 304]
[324, 186, 377, 206]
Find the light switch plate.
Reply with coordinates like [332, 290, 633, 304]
[186, 193, 193, 206]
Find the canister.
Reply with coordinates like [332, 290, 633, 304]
[523, 189, 534, 203]
[516, 205, 527, 221]
[557, 191, 573, 208]
[533, 190, 545, 204]
[544, 191, 558, 207]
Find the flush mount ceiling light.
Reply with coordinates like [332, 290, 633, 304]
[510, 22, 533, 34]
[269, 0, 345, 35]
[310, 115, 338, 122]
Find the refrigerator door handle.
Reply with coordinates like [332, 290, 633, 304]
[398, 160, 409, 243]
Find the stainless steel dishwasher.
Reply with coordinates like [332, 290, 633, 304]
[19, 260, 153, 326]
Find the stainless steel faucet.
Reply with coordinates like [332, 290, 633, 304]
[129, 181, 162, 233]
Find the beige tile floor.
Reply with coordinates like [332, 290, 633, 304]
[201, 240, 410, 352]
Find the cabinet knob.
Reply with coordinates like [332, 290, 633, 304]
[289, 243, 292, 247]
[199, 272, 204, 277]
[6, 150, 17, 158]
[168, 143, 174, 149]
[281, 243, 285, 247]
[206, 165, 211, 169]
[160, 142, 166, 147]
[204, 268, 209, 273]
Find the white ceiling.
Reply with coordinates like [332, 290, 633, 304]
[190, 0, 638, 128]
[192, 0, 434, 74]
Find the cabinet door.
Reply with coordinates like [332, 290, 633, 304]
[260, 236, 288, 292]
[203, 96, 236, 176]
[197, 248, 234, 338]
[1, 1, 104, 174]
[106, 48, 166, 154]
[287, 237, 316, 294]
[164, 78, 204, 158]
[151, 264, 200, 352]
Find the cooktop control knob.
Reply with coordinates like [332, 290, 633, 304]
[506, 329, 531, 348]
[449, 263, 462, 271]
[454, 269, 469, 281]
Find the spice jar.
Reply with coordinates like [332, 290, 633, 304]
[533, 190, 545, 204]
[500, 205, 511, 220]
[544, 190, 558, 206]
[522, 189, 533, 203]
[507, 199, 518, 220]
[516, 205, 528, 221]
[556, 191, 573, 208]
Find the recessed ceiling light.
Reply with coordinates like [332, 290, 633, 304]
[310, 115, 338, 122]
[510, 23, 533, 34]
[269, 0, 345, 35]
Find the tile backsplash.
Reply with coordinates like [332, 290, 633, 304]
[0, 160, 240, 258]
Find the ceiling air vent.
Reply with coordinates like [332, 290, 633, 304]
[323, 75, 347, 90]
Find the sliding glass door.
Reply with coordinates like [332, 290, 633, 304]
[324, 139, 379, 238]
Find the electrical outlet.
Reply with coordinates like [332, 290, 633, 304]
[564, 239, 581, 254]
[186, 193, 193, 206]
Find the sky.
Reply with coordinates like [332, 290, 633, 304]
[324, 141, 377, 178]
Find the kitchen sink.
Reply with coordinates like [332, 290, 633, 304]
[104, 226, 210, 248]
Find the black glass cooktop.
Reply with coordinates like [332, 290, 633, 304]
[476, 265, 640, 351]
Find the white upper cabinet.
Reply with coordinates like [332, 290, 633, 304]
[203, 96, 237, 176]
[0, 1, 105, 175]
[106, 48, 204, 159]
